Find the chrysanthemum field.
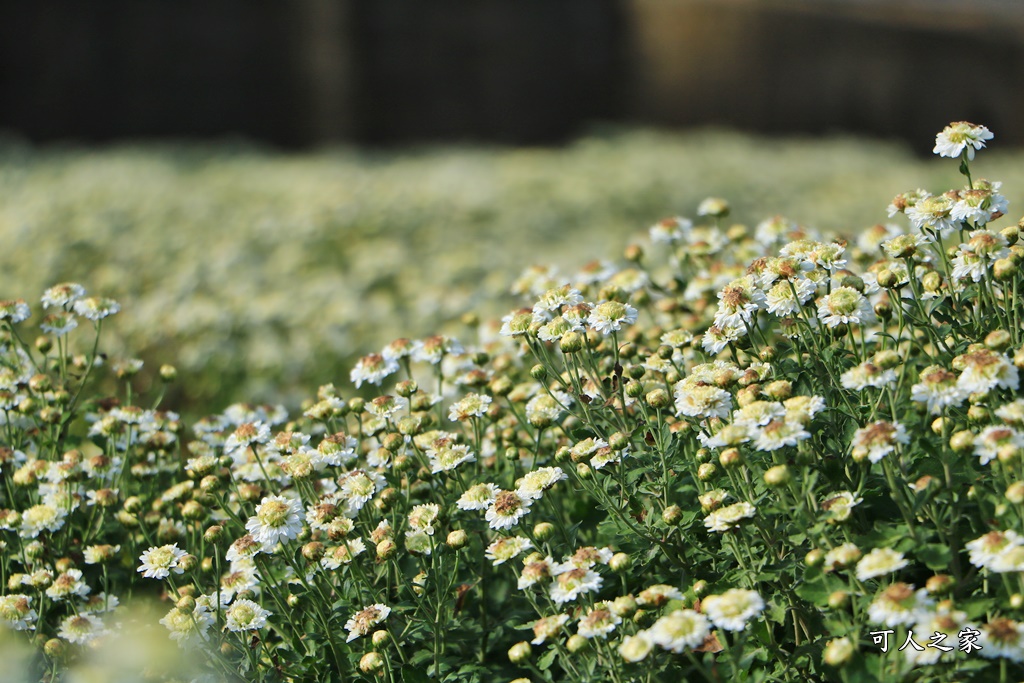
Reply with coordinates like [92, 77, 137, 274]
[2, 123, 1024, 682]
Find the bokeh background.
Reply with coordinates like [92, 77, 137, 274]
[3, 0, 1024, 413]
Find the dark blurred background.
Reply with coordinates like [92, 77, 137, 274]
[4, 0, 1024, 151]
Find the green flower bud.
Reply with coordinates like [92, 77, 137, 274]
[508, 641, 532, 664]
[823, 637, 855, 667]
[662, 505, 683, 526]
[763, 464, 790, 487]
[360, 652, 385, 673]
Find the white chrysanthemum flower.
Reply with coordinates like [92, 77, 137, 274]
[225, 534, 262, 563]
[590, 446, 628, 470]
[537, 316, 574, 342]
[956, 349, 1019, 395]
[485, 490, 532, 530]
[485, 536, 533, 566]
[911, 366, 966, 414]
[704, 501, 756, 532]
[525, 390, 572, 426]
[637, 584, 684, 607]
[753, 420, 810, 451]
[764, 278, 815, 317]
[817, 287, 875, 328]
[990, 545, 1024, 573]
[841, 362, 897, 391]
[412, 335, 463, 365]
[518, 556, 555, 589]
[457, 482, 500, 511]
[700, 323, 744, 354]
[577, 602, 621, 639]
[587, 301, 638, 335]
[350, 353, 399, 388]
[906, 194, 960, 236]
[365, 395, 408, 419]
[619, 632, 655, 662]
[647, 609, 710, 652]
[754, 215, 798, 247]
[245, 495, 303, 551]
[46, 569, 90, 601]
[701, 424, 751, 449]
[72, 296, 120, 321]
[820, 491, 862, 524]
[19, 503, 67, 538]
[650, 216, 692, 243]
[320, 539, 367, 569]
[40, 311, 77, 337]
[570, 437, 608, 460]
[904, 607, 971, 667]
[219, 561, 261, 604]
[855, 548, 908, 582]
[851, 421, 908, 464]
[660, 328, 694, 348]
[58, 613, 107, 645]
[426, 439, 476, 474]
[41, 283, 86, 309]
[531, 614, 569, 645]
[674, 381, 732, 420]
[951, 185, 1007, 226]
[448, 393, 492, 421]
[0, 299, 31, 323]
[867, 583, 933, 627]
[783, 395, 826, 425]
[978, 618, 1024, 662]
[138, 544, 188, 580]
[224, 421, 271, 456]
[516, 466, 566, 500]
[967, 530, 1024, 570]
[226, 599, 271, 632]
[702, 589, 764, 632]
[713, 276, 765, 329]
[933, 121, 993, 160]
[974, 426, 1024, 466]
[881, 233, 930, 260]
[549, 568, 603, 605]
[337, 469, 387, 517]
[345, 604, 391, 642]
[160, 603, 214, 646]
[995, 399, 1024, 425]
[408, 504, 440, 535]
[0, 594, 37, 631]
[532, 284, 584, 319]
[554, 546, 614, 574]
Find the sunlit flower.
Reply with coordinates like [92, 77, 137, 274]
[856, 548, 908, 581]
[137, 544, 188, 580]
[867, 583, 933, 627]
[702, 589, 764, 632]
[933, 121, 993, 160]
[345, 604, 391, 642]
[245, 495, 303, 551]
[647, 609, 710, 652]
[226, 599, 271, 632]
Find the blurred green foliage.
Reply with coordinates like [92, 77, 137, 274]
[3, 128, 1023, 412]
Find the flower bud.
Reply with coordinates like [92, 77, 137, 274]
[446, 530, 468, 549]
[763, 380, 791, 401]
[204, 525, 224, 543]
[719, 448, 741, 469]
[302, 542, 326, 563]
[508, 641, 532, 664]
[877, 269, 898, 289]
[377, 539, 397, 560]
[822, 592, 849, 612]
[609, 432, 630, 451]
[926, 574, 955, 596]
[178, 555, 198, 572]
[950, 430, 974, 453]
[201, 557, 214, 573]
[697, 463, 717, 481]
[35, 336, 52, 354]
[985, 329, 1013, 352]
[159, 364, 178, 382]
[610, 552, 631, 573]
[662, 504, 683, 526]
[823, 637, 855, 667]
[360, 652, 385, 673]
[873, 299, 893, 320]
[805, 549, 824, 567]
[625, 380, 644, 398]
[691, 580, 708, 597]
[994, 258, 1015, 282]
[763, 464, 790, 487]
[371, 629, 390, 648]
[921, 271, 943, 293]
[576, 463, 593, 479]
[566, 634, 589, 653]
[533, 522, 554, 541]
[560, 331, 584, 354]
[1006, 482, 1024, 505]
[44, 638, 67, 660]
[968, 405, 990, 423]
[646, 388, 670, 409]
[624, 244, 644, 262]
[1010, 594, 1024, 609]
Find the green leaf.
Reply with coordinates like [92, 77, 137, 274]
[915, 543, 952, 571]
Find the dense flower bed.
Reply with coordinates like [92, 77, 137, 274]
[0, 123, 1023, 682]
